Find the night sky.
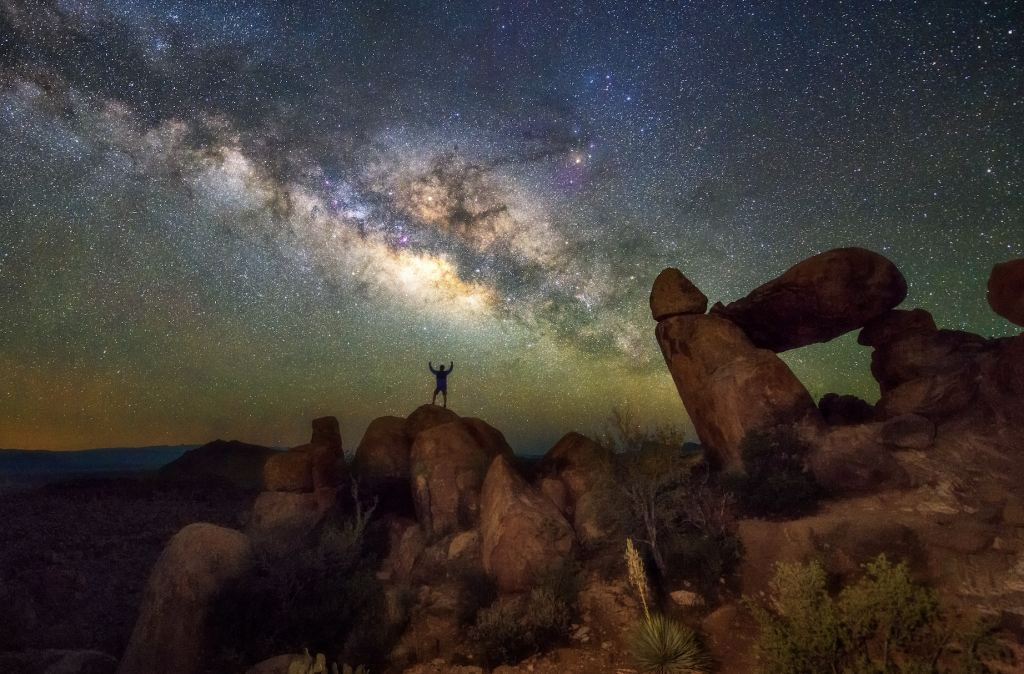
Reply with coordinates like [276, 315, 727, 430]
[1, 1, 1020, 454]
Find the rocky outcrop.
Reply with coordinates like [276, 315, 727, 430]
[655, 312, 826, 470]
[857, 309, 1019, 422]
[0, 650, 118, 674]
[406, 404, 460, 441]
[480, 456, 576, 594]
[157, 439, 281, 490]
[535, 432, 612, 542]
[988, 258, 1024, 327]
[116, 523, 251, 674]
[410, 420, 514, 537]
[250, 417, 345, 546]
[649, 267, 708, 320]
[709, 247, 907, 352]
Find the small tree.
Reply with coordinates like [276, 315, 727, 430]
[594, 407, 734, 579]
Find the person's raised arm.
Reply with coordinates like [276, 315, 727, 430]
[429, 361, 439, 375]
[448, 361, 454, 374]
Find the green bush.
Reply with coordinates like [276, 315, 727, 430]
[468, 558, 583, 666]
[628, 613, 712, 674]
[725, 428, 821, 518]
[748, 554, 1009, 674]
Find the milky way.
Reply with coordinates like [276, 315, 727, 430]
[1, 0, 1020, 453]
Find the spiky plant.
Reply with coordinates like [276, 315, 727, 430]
[629, 613, 711, 674]
[625, 538, 651, 619]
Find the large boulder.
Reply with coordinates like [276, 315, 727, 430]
[655, 312, 826, 471]
[480, 456, 576, 594]
[352, 416, 412, 481]
[410, 420, 512, 537]
[988, 258, 1024, 327]
[247, 490, 333, 549]
[310, 416, 342, 454]
[263, 451, 314, 493]
[157, 439, 281, 490]
[460, 417, 515, 458]
[650, 268, 708, 321]
[709, 247, 907, 352]
[406, 404, 461, 441]
[535, 432, 611, 503]
[116, 523, 252, 674]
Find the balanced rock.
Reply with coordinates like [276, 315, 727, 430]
[988, 259, 1024, 327]
[650, 268, 708, 321]
[655, 312, 826, 470]
[709, 247, 907, 352]
[116, 523, 252, 674]
[858, 308, 938, 350]
[406, 404, 461, 440]
[410, 420, 514, 537]
[480, 456, 576, 594]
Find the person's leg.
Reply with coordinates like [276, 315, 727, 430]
[442, 390, 447, 408]
[432, 386, 440, 404]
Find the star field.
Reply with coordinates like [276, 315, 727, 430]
[1, 0, 1020, 453]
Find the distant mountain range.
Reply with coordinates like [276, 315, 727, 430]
[0, 445, 199, 478]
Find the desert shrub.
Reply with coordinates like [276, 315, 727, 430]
[205, 499, 400, 673]
[724, 428, 821, 518]
[629, 613, 712, 674]
[748, 554, 1009, 674]
[664, 530, 745, 603]
[468, 558, 583, 666]
[593, 407, 741, 583]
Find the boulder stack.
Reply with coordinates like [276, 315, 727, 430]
[249, 416, 346, 548]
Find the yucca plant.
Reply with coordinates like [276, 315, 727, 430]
[629, 613, 711, 674]
[625, 539, 711, 674]
[288, 650, 367, 674]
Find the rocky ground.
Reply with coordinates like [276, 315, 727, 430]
[0, 474, 257, 658]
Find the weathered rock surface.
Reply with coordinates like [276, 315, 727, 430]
[988, 258, 1024, 327]
[709, 247, 907, 352]
[655, 312, 826, 470]
[410, 420, 513, 537]
[352, 416, 412, 481]
[649, 268, 708, 321]
[809, 424, 911, 494]
[406, 404, 461, 441]
[879, 414, 936, 449]
[263, 451, 314, 493]
[116, 523, 251, 674]
[157, 439, 281, 490]
[460, 417, 515, 459]
[248, 490, 323, 542]
[480, 456, 576, 594]
[818, 393, 875, 427]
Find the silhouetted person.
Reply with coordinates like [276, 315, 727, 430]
[429, 361, 453, 408]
